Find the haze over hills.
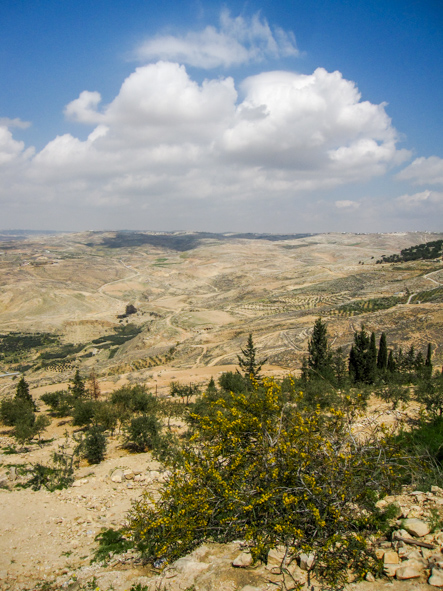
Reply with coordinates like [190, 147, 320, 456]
[1, 230, 442, 393]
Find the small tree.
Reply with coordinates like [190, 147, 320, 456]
[237, 334, 266, 380]
[349, 326, 376, 384]
[71, 370, 86, 399]
[425, 343, 433, 379]
[15, 376, 36, 410]
[307, 318, 333, 381]
[83, 425, 107, 464]
[377, 333, 388, 371]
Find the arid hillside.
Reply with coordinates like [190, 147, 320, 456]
[1, 230, 442, 395]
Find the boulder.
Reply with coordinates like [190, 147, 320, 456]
[232, 552, 253, 568]
[429, 569, 443, 587]
[401, 518, 431, 537]
[383, 551, 399, 564]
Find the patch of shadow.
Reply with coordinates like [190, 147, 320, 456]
[97, 231, 317, 252]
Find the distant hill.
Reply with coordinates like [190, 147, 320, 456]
[377, 239, 443, 263]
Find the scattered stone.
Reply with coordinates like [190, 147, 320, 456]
[430, 569, 443, 587]
[299, 553, 315, 571]
[232, 552, 253, 568]
[401, 518, 431, 537]
[110, 470, 124, 483]
[396, 566, 422, 580]
[383, 564, 400, 577]
[72, 479, 88, 487]
[365, 572, 376, 582]
[384, 551, 400, 564]
[123, 469, 134, 480]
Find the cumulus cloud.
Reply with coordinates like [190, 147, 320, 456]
[0, 123, 34, 166]
[36, 63, 407, 196]
[0, 59, 412, 229]
[396, 156, 443, 186]
[136, 10, 298, 68]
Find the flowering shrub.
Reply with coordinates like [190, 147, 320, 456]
[127, 378, 401, 587]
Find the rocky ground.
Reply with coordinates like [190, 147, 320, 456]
[1, 397, 442, 591]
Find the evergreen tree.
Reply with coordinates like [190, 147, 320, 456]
[425, 343, 433, 378]
[377, 333, 388, 371]
[368, 332, 377, 382]
[307, 318, 333, 380]
[237, 334, 266, 380]
[348, 326, 375, 384]
[71, 370, 86, 399]
[387, 350, 395, 373]
[332, 347, 347, 387]
[15, 376, 36, 410]
[405, 345, 415, 372]
[415, 351, 425, 375]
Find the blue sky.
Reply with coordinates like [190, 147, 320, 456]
[1, 0, 442, 233]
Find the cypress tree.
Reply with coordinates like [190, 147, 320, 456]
[348, 326, 375, 384]
[369, 332, 377, 382]
[307, 318, 333, 380]
[425, 343, 433, 378]
[377, 333, 388, 371]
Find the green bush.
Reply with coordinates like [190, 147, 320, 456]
[93, 402, 119, 433]
[0, 397, 34, 427]
[218, 371, 248, 393]
[124, 414, 161, 452]
[110, 385, 158, 415]
[72, 400, 98, 427]
[83, 425, 107, 464]
[41, 390, 74, 416]
[127, 378, 401, 588]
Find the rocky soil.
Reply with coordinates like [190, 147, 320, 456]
[0, 397, 441, 591]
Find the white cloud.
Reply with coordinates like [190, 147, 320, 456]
[0, 117, 31, 129]
[0, 124, 34, 166]
[136, 10, 298, 69]
[0, 60, 412, 229]
[396, 156, 443, 186]
[395, 189, 443, 212]
[64, 91, 105, 124]
[335, 200, 360, 209]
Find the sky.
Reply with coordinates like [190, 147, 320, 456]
[0, 0, 442, 234]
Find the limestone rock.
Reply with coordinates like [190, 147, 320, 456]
[232, 552, 253, 568]
[72, 478, 88, 487]
[383, 564, 400, 577]
[394, 559, 424, 581]
[299, 553, 315, 571]
[430, 569, 443, 587]
[365, 572, 376, 582]
[123, 469, 134, 480]
[110, 469, 124, 483]
[392, 528, 413, 540]
[384, 550, 399, 564]
[401, 518, 431, 537]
